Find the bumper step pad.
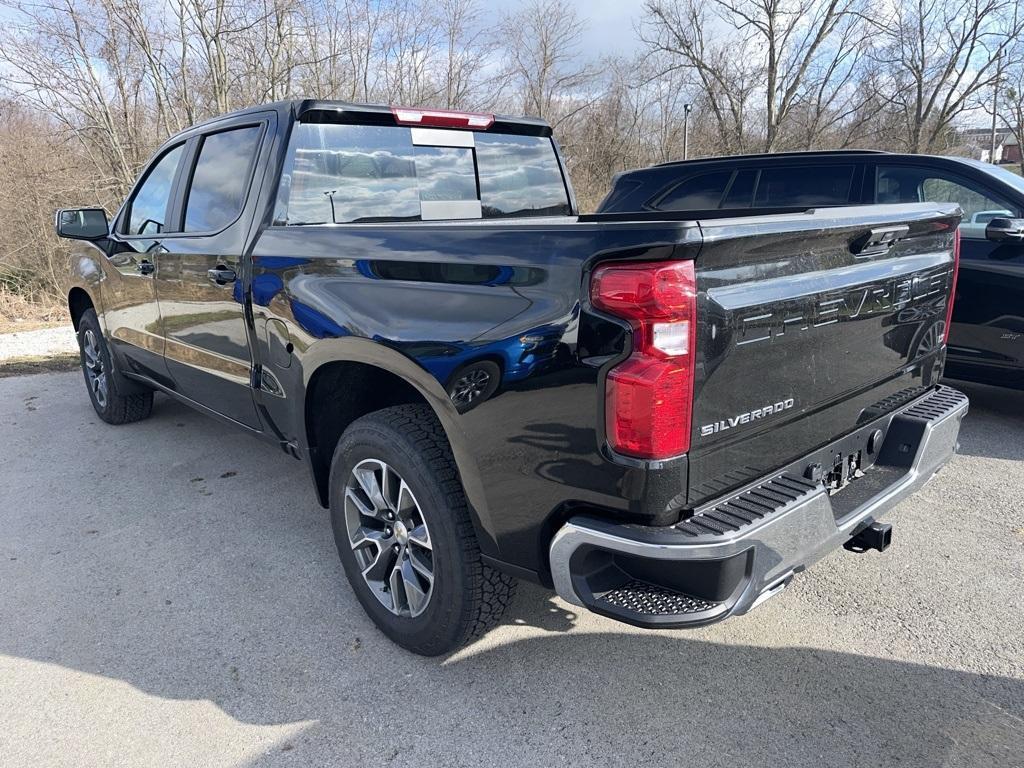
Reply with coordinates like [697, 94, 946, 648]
[675, 474, 818, 538]
[597, 581, 721, 616]
[902, 385, 968, 421]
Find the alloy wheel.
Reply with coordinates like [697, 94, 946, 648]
[344, 458, 434, 617]
[82, 329, 108, 409]
[450, 367, 491, 409]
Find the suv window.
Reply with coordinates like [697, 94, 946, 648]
[875, 165, 1020, 240]
[753, 164, 855, 207]
[653, 171, 731, 211]
[275, 123, 570, 224]
[722, 169, 756, 208]
[184, 125, 263, 232]
[126, 144, 185, 236]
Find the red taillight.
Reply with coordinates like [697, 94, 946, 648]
[943, 227, 960, 344]
[391, 107, 494, 130]
[591, 261, 697, 459]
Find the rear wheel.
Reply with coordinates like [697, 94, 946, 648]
[77, 309, 153, 424]
[329, 404, 515, 655]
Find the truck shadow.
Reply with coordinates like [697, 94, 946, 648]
[237, 618, 1024, 766]
[2, 377, 1022, 766]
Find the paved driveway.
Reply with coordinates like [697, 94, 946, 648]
[1, 372, 1022, 767]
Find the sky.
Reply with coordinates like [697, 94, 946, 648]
[491, 0, 647, 58]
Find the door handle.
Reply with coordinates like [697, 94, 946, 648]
[207, 266, 237, 285]
[137, 260, 155, 275]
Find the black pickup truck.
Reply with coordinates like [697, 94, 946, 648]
[57, 101, 968, 655]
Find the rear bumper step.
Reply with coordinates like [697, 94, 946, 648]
[549, 385, 968, 629]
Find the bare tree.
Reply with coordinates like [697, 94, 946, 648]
[867, 0, 1024, 153]
[495, 0, 596, 125]
[998, 59, 1024, 174]
[642, 0, 869, 152]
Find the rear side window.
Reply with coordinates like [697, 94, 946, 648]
[653, 171, 731, 211]
[275, 123, 570, 224]
[126, 144, 184, 236]
[753, 165, 854, 206]
[184, 125, 263, 232]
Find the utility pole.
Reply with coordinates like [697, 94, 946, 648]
[990, 54, 1001, 163]
[683, 104, 692, 160]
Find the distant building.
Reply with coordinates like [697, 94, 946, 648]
[958, 127, 1020, 164]
[1003, 136, 1021, 165]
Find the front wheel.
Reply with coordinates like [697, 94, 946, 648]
[329, 404, 515, 655]
[77, 309, 153, 424]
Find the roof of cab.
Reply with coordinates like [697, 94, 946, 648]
[183, 99, 553, 137]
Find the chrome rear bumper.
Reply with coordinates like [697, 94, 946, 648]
[548, 386, 968, 628]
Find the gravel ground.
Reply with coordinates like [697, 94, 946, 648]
[0, 372, 1021, 768]
[0, 325, 77, 361]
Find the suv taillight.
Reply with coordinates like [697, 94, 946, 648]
[943, 228, 960, 344]
[591, 260, 697, 459]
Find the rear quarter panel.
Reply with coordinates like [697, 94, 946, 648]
[248, 219, 700, 573]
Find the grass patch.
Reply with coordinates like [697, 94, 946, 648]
[0, 352, 79, 378]
[0, 290, 67, 334]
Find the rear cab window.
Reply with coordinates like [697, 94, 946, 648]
[275, 122, 571, 225]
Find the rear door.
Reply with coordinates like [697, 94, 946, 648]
[686, 204, 959, 505]
[154, 116, 272, 428]
[870, 162, 1024, 379]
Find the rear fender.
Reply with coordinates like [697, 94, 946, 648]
[299, 337, 498, 557]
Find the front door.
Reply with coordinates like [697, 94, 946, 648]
[155, 120, 269, 428]
[104, 142, 187, 386]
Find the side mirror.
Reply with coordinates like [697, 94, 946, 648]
[55, 208, 109, 240]
[984, 217, 1024, 244]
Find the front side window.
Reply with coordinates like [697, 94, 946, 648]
[275, 123, 570, 224]
[184, 125, 263, 232]
[126, 144, 184, 235]
[753, 165, 855, 207]
[876, 165, 1020, 240]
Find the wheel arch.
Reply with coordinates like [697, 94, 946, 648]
[67, 286, 95, 331]
[299, 340, 499, 558]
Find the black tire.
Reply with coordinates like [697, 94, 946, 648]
[77, 308, 154, 425]
[447, 360, 501, 413]
[329, 404, 515, 655]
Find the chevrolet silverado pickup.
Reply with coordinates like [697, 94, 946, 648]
[56, 100, 968, 655]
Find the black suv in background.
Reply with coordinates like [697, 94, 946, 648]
[600, 151, 1024, 389]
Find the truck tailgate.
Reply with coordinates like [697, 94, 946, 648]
[687, 204, 960, 505]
